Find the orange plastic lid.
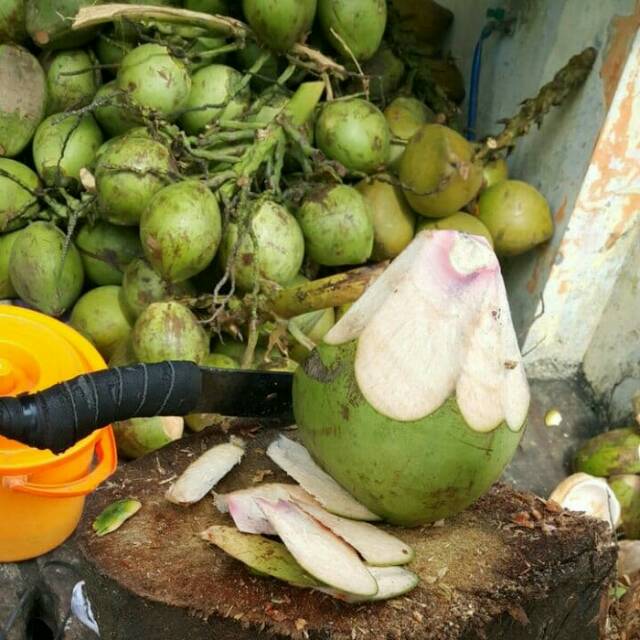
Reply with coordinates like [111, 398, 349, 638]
[0, 304, 108, 471]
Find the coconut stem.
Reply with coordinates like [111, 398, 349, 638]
[474, 47, 597, 162]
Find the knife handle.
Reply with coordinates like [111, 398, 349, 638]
[0, 362, 202, 453]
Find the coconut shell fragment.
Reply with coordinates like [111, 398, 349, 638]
[93, 499, 141, 537]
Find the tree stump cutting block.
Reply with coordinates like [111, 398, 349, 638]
[75, 425, 616, 640]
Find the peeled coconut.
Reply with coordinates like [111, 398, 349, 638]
[132, 301, 209, 364]
[9, 221, 84, 316]
[0, 230, 21, 298]
[32, 113, 103, 187]
[356, 177, 416, 260]
[114, 416, 184, 459]
[297, 184, 374, 266]
[43, 49, 100, 115]
[218, 199, 304, 292]
[0, 44, 46, 158]
[574, 428, 640, 477]
[0, 158, 40, 232]
[316, 99, 390, 174]
[400, 124, 483, 218]
[69, 286, 133, 360]
[293, 230, 530, 525]
[482, 158, 508, 190]
[384, 96, 434, 170]
[76, 221, 143, 287]
[26, 0, 99, 49]
[94, 81, 141, 138]
[417, 212, 494, 248]
[242, 0, 317, 53]
[117, 44, 191, 121]
[478, 180, 553, 256]
[608, 475, 640, 539]
[318, 0, 387, 62]
[0, 1, 27, 43]
[95, 134, 172, 226]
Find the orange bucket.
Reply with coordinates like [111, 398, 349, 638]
[0, 305, 117, 562]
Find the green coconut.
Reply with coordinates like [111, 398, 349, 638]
[399, 124, 483, 218]
[0, 0, 27, 43]
[94, 81, 141, 139]
[384, 96, 434, 170]
[114, 416, 184, 459]
[0, 230, 22, 298]
[9, 221, 84, 316]
[477, 180, 554, 257]
[482, 158, 508, 190]
[235, 42, 280, 91]
[218, 199, 304, 292]
[297, 184, 374, 266]
[117, 44, 191, 121]
[0, 44, 46, 158]
[242, 0, 317, 53]
[356, 177, 416, 260]
[609, 475, 640, 539]
[120, 257, 195, 320]
[32, 113, 103, 187]
[316, 99, 390, 174]
[179, 64, 251, 135]
[141, 180, 222, 283]
[108, 335, 136, 367]
[417, 212, 494, 248]
[69, 286, 133, 360]
[318, 0, 387, 62]
[95, 30, 134, 71]
[43, 49, 100, 115]
[574, 428, 640, 477]
[131, 300, 209, 364]
[293, 230, 530, 525]
[358, 45, 405, 104]
[25, 0, 100, 49]
[95, 134, 172, 226]
[0, 158, 40, 232]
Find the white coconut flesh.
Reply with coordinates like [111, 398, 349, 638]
[256, 498, 379, 597]
[323, 230, 530, 432]
[318, 566, 420, 602]
[266, 435, 381, 521]
[165, 439, 245, 505]
[549, 472, 622, 529]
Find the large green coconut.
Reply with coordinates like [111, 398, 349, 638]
[242, 0, 317, 53]
[0, 230, 22, 298]
[69, 286, 133, 360]
[356, 177, 415, 260]
[318, 0, 386, 62]
[316, 99, 390, 174]
[95, 134, 172, 226]
[574, 428, 640, 477]
[140, 180, 222, 283]
[32, 113, 103, 187]
[131, 300, 209, 363]
[117, 44, 191, 121]
[0, 0, 27, 43]
[43, 49, 100, 115]
[76, 221, 143, 286]
[0, 44, 46, 158]
[0, 158, 40, 232]
[9, 221, 84, 316]
[399, 124, 483, 218]
[417, 212, 494, 248]
[384, 96, 434, 170]
[297, 184, 373, 266]
[179, 64, 251, 135]
[293, 230, 530, 525]
[477, 180, 554, 257]
[94, 81, 141, 138]
[218, 199, 304, 292]
[25, 0, 101, 49]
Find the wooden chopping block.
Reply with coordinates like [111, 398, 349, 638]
[74, 424, 617, 640]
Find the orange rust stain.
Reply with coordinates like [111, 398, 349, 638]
[558, 281, 570, 295]
[553, 196, 568, 224]
[600, 1, 640, 108]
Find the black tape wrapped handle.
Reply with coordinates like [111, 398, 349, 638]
[0, 362, 202, 453]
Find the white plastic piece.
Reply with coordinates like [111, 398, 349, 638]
[318, 565, 419, 602]
[324, 230, 530, 432]
[266, 435, 380, 520]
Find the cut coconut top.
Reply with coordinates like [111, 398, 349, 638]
[323, 230, 530, 432]
[549, 472, 621, 529]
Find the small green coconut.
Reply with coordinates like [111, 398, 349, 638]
[95, 134, 172, 226]
[70, 286, 133, 360]
[179, 64, 251, 135]
[9, 221, 84, 316]
[235, 42, 280, 91]
[574, 428, 640, 477]
[26, 0, 99, 49]
[0, 230, 22, 298]
[0, 0, 27, 43]
[318, 0, 387, 62]
[218, 199, 305, 292]
[120, 258, 195, 320]
[384, 96, 434, 170]
[95, 30, 134, 71]
[358, 45, 405, 104]
[43, 49, 100, 115]
[32, 113, 103, 187]
[0, 44, 46, 158]
[131, 300, 209, 364]
[297, 184, 374, 266]
[417, 212, 494, 248]
[0, 158, 40, 232]
[94, 81, 141, 138]
[76, 221, 143, 286]
[141, 180, 222, 283]
[117, 44, 191, 121]
[242, 0, 317, 52]
[482, 157, 508, 190]
[316, 99, 390, 174]
[356, 177, 416, 260]
[400, 124, 483, 218]
[609, 475, 640, 539]
[478, 180, 554, 257]
[114, 416, 184, 459]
